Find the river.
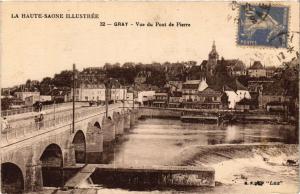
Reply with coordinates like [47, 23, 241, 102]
[63, 118, 299, 194]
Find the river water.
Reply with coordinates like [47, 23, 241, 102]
[82, 118, 299, 194]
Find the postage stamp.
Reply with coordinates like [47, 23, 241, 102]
[238, 3, 289, 48]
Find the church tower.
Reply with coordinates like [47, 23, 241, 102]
[207, 41, 219, 74]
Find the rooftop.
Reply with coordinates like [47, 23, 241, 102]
[198, 87, 223, 97]
[249, 61, 264, 70]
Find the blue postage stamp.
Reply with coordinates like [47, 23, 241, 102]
[238, 4, 289, 48]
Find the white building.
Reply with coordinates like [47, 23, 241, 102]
[24, 95, 52, 106]
[15, 91, 40, 101]
[137, 91, 156, 105]
[71, 84, 106, 101]
[224, 80, 251, 109]
[110, 86, 127, 102]
[72, 84, 126, 102]
[248, 61, 267, 78]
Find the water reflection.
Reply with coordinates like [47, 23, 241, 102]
[105, 119, 297, 166]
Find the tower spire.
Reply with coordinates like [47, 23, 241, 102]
[212, 40, 216, 51]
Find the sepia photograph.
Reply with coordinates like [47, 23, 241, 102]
[0, 1, 299, 194]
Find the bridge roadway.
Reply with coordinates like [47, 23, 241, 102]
[0, 102, 139, 193]
[4, 102, 89, 123]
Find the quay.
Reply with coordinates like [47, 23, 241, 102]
[138, 107, 289, 124]
[181, 115, 219, 124]
[65, 164, 215, 189]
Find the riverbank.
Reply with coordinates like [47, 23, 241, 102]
[138, 107, 296, 125]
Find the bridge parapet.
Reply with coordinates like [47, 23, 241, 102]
[1, 104, 124, 147]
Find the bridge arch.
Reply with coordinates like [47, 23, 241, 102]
[72, 130, 86, 163]
[94, 121, 101, 129]
[40, 143, 64, 187]
[1, 162, 24, 193]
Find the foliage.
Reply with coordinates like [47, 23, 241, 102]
[52, 70, 73, 88]
[1, 98, 13, 110]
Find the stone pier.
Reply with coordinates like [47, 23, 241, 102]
[124, 111, 131, 131]
[113, 112, 124, 137]
[102, 117, 116, 145]
[85, 124, 104, 164]
[130, 109, 139, 127]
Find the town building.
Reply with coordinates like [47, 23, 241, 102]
[50, 87, 70, 103]
[233, 80, 251, 102]
[24, 95, 52, 106]
[15, 91, 40, 101]
[153, 91, 168, 108]
[197, 42, 247, 78]
[265, 66, 276, 78]
[166, 80, 183, 92]
[110, 85, 127, 102]
[186, 65, 204, 80]
[248, 61, 267, 78]
[223, 85, 237, 109]
[71, 84, 106, 102]
[266, 101, 288, 113]
[223, 80, 251, 109]
[134, 71, 151, 84]
[183, 87, 226, 109]
[136, 91, 156, 106]
[78, 67, 106, 84]
[1, 87, 13, 96]
[258, 83, 291, 109]
[182, 78, 208, 102]
[225, 60, 247, 77]
[8, 98, 25, 109]
[71, 83, 127, 103]
[168, 91, 183, 108]
[247, 80, 274, 93]
[206, 41, 219, 75]
[235, 98, 257, 111]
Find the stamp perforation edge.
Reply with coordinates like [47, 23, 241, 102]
[235, 1, 292, 50]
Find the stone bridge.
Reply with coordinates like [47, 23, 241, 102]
[0, 103, 139, 193]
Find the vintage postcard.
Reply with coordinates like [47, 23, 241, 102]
[0, 1, 299, 194]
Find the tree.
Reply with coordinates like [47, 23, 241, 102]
[40, 77, 53, 95]
[145, 69, 166, 87]
[52, 70, 73, 88]
[25, 79, 31, 87]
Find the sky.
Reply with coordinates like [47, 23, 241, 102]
[1, 1, 299, 88]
